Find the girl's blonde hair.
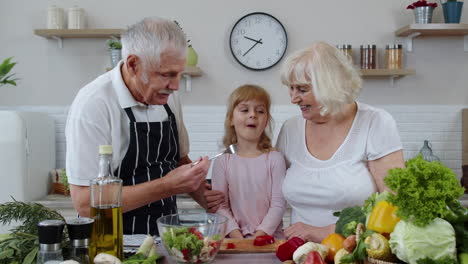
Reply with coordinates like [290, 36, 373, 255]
[223, 84, 273, 152]
[280, 41, 362, 116]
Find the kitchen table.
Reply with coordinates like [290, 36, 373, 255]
[157, 247, 281, 264]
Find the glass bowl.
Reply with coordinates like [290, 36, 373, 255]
[157, 213, 227, 264]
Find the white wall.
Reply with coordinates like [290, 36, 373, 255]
[0, 105, 463, 180]
[0, 0, 467, 106]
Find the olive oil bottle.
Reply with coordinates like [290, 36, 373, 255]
[89, 145, 123, 261]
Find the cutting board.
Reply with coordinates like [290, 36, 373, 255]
[218, 238, 286, 254]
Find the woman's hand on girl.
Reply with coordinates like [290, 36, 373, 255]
[284, 222, 335, 242]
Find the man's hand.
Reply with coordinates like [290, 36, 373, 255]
[204, 182, 225, 213]
[164, 156, 210, 195]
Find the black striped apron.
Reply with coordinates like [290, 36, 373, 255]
[115, 104, 179, 235]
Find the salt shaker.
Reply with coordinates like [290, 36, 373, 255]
[47, 5, 65, 29]
[68, 6, 86, 29]
[37, 220, 65, 264]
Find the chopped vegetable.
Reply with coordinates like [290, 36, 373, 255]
[303, 251, 326, 264]
[334, 206, 366, 237]
[226, 243, 236, 249]
[253, 235, 275, 246]
[276, 237, 305, 261]
[366, 200, 400, 234]
[384, 155, 464, 227]
[321, 233, 345, 262]
[389, 218, 457, 264]
[293, 242, 329, 264]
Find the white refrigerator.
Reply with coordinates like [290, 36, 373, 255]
[0, 111, 56, 233]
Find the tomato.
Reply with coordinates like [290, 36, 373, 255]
[189, 227, 204, 240]
[253, 235, 275, 246]
[304, 251, 326, 264]
[226, 242, 236, 249]
[321, 233, 345, 262]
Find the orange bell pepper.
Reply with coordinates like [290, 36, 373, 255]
[321, 233, 345, 262]
[366, 200, 400, 234]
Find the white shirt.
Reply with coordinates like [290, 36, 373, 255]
[276, 102, 402, 226]
[65, 61, 189, 186]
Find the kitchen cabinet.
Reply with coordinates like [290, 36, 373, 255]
[34, 28, 203, 91]
[395, 23, 468, 52]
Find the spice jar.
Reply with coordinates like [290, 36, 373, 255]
[385, 44, 403, 69]
[336, 45, 353, 62]
[68, 6, 86, 29]
[360, 45, 377, 69]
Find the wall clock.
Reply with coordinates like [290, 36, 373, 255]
[229, 12, 288, 71]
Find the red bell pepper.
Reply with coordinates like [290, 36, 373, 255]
[253, 235, 275, 246]
[226, 242, 236, 249]
[304, 251, 326, 264]
[276, 236, 305, 261]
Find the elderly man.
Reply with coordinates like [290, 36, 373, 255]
[65, 17, 222, 235]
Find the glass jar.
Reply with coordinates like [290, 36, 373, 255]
[336, 44, 353, 62]
[360, 45, 377, 69]
[386, 44, 403, 69]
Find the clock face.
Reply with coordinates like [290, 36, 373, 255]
[229, 12, 288, 71]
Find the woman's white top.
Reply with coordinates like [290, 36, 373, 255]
[276, 102, 402, 226]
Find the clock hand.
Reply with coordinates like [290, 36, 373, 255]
[243, 38, 262, 56]
[244, 36, 263, 44]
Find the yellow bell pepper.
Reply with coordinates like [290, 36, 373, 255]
[366, 200, 400, 234]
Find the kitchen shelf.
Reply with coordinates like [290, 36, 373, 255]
[34, 28, 124, 48]
[359, 69, 416, 77]
[395, 24, 468, 52]
[360, 69, 415, 86]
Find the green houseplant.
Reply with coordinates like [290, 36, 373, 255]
[0, 57, 18, 87]
[107, 39, 122, 68]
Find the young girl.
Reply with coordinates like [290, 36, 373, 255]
[212, 84, 287, 239]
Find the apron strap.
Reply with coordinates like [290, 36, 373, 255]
[124, 107, 136, 122]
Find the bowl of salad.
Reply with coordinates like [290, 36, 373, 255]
[157, 213, 227, 264]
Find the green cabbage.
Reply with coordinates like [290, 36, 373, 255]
[389, 218, 457, 264]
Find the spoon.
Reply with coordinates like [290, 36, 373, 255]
[191, 144, 237, 167]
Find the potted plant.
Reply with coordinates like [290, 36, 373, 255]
[441, 0, 464, 23]
[0, 57, 18, 87]
[407, 0, 438, 23]
[174, 20, 198, 67]
[107, 39, 122, 68]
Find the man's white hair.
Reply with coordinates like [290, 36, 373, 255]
[280, 41, 362, 116]
[121, 17, 187, 71]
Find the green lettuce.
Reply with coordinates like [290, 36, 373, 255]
[389, 218, 457, 264]
[161, 227, 204, 257]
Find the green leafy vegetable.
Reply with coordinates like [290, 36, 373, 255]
[334, 206, 366, 237]
[384, 155, 464, 227]
[389, 218, 457, 264]
[162, 228, 203, 259]
[0, 199, 67, 264]
[362, 191, 390, 216]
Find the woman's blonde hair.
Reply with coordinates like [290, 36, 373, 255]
[280, 41, 362, 116]
[223, 84, 273, 152]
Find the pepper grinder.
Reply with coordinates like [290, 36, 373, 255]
[67, 217, 94, 264]
[37, 220, 65, 264]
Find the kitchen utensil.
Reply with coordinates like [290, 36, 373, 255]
[158, 213, 227, 263]
[191, 144, 237, 167]
[219, 238, 286, 254]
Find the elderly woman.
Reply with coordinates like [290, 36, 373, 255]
[276, 42, 405, 242]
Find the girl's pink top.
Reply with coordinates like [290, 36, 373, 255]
[212, 151, 287, 237]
